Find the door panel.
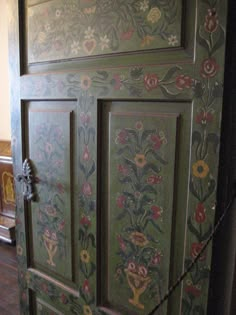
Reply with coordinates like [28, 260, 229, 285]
[8, 0, 228, 314]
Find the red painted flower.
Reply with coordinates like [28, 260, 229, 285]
[57, 183, 64, 194]
[60, 293, 69, 304]
[117, 234, 126, 251]
[80, 112, 91, 126]
[58, 219, 65, 231]
[151, 205, 162, 220]
[204, 8, 219, 33]
[144, 73, 159, 91]
[147, 175, 162, 184]
[116, 195, 126, 208]
[151, 252, 162, 265]
[120, 29, 134, 40]
[185, 284, 201, 297]
[200, 58, 219, 78]
[150, 134, 162, 150]
[83, 279, 91, 294]
[135, 121, 143, 130]
[82, 182, 92, 196]
[195, 203, 206, 223]
[83, 145, 90, 161]
[117, 164, 129, 176]
[195, 110, 213, 125]
[115, 129, 129, 144]
[191, 242, 206, 261]
[175, 75, 193, 90]
[80, 215, 91, 227]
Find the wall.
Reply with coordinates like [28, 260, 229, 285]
[0, 0, 11, 140]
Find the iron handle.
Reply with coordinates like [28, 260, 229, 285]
[16, 158, 36, 201]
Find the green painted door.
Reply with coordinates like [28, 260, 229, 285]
[8, 0, 227, 314]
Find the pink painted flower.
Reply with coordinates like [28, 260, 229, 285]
[138, 265, 148, 277]
[144, 73, 159, 91]
[60, 293, 68, 304]
[151, 205, 162, 220]
[147, 175, 162, 184]
[57, 183, 64, 194]
[82, 182, 92, 196]
[83, 279, 91, 294]
[127, 261, 137, 273]
[175, 75, 193, 90]
[45, 142, 53, 155]
[117, 164, 129, 176]
[151, 251, 162, 265]
[204, 8, 219, 33]
[135, 121, 143, 130]
[115, 129, 129, 144]
[116, 195, 126, 208]
[120, 29, 134, 40]
[58, 220, 65, 231]
[150, 134, 162, 150]
[195, 203, 206, 223]
[83, 145, 90, 161]
[200, 58, 219, 78]
[51, 232, 58, 241]
[80, 112, 91, 126]
[117, 234, 126, 251]
[44, 228, 51, 238]
[112, 74, 122, 90]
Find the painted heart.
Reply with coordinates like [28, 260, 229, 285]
[83, 39, 97, 55]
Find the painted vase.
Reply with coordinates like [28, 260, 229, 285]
[43, 234, 58, 267]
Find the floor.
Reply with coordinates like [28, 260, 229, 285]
[0, 240, 19, 315]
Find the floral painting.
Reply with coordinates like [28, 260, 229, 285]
[27, 0, 182, 62]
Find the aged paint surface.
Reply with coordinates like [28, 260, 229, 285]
[27, 0, 182, 62]
[9, 0, 227, 314]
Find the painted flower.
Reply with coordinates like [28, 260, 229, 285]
[80, 112, 91, 126]
[196, 110, 213, 125]
[134, 153, 147, 168]
[204, 8, 219, 33]
[192, 160, 209, 178]
[115, 268, 122, 279]
[82, 182, 93, 196]
[17, 245, 23, 256]
[60, 293, 68, 304]
[83, 6, 96, 14]
[83, 279, 91, 294]
[115, 129, 129, 144]
[141, 35, 155, 47]
[191, 243, 206, 261]
[147, 7, 161, 24]
[83, 145, 90, 161]
[45, 142, 53, 155]
[116, 195, 126, 208]
[99, 35, 110, 50]
[151, 205, 162, 220]
[150, 133, 162, 150]
[120, 29, 134, 40]
[71, 40, 81, 54]
[144, 73, 159, 91]
[44, 23, 51, 32]
[175, 75, 193, 90]
[195, 203, 206, 223]
[111, 74, 122, 90]
[80, 215, 91, 227]
[84, 26, 95, 39]
[185, 282, 201, 298]
[127, 261, 137, 273]
[51, 232, 57, 241]
[45, 205, 57, 216]
[139, 0, 149, 12]
[168, 35, 178, 46]
[151, 251, 162, 265]
[54, 39, 63, 51]
[83, 305, 93, 315]
[57, 183, 64, 194]
[135, 121, 143, 130]
[80, 75, 92, 90]
[55, 9, 62, 18]
[44, 228, 51, 238]
[138, 265, 148, 277]
[58, 220, 65, 231]
[41, 282, 49, 293]
[80, 250, 90, 263]
[117, 164, 129, 176]
[130, 231, 149, 247]
[117, 234, 126, 251]
[200, 58, 219, 78]
[147, 175, 162, 184]
[83, 39, 97, 55]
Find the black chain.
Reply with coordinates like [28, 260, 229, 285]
[148, 193, 236, 315]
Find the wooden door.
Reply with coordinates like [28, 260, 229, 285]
[8, 0, 227, 314]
